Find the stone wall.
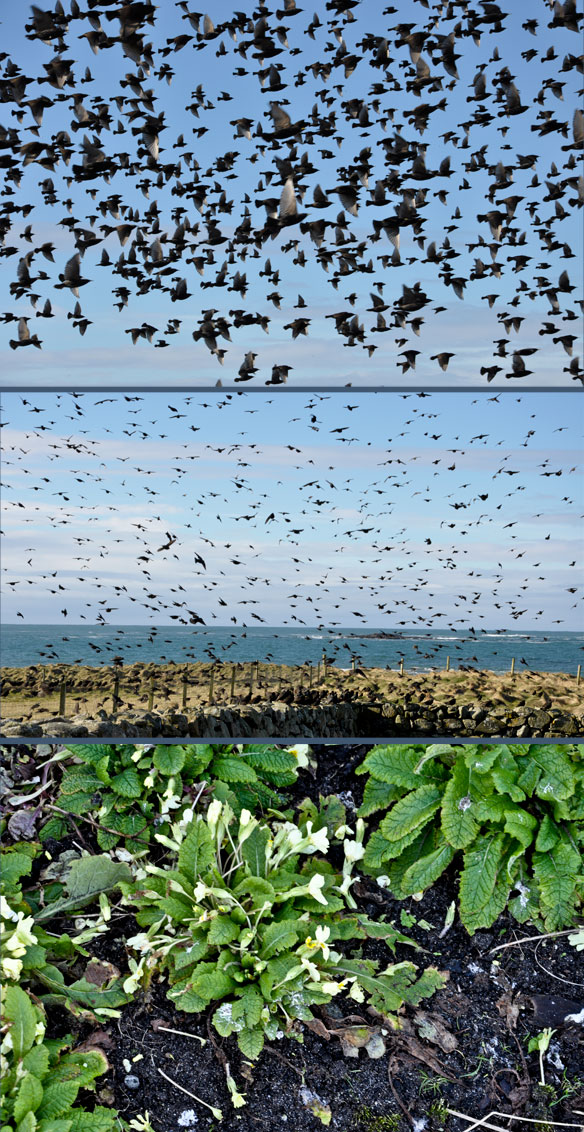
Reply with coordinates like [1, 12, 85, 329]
[2, 699, 582, 739]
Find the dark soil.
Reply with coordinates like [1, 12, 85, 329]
[4, 743, 584, 1132]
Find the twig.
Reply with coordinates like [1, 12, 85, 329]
[387, 1056, 415, 1128]
[446, 1108, 584, 1131]
[489, 930, 578, 955]
[533, 936, 584, 987]
[156, 1068, 222, 1120]
[152, 1024, 206, 1045]
[263, 1045, 304, 1079]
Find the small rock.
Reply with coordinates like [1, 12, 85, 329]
[124, 1075, 140, 1090]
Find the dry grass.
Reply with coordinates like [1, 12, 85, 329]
[1, 661, 582, 721]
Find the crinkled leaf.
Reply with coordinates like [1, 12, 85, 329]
[37, 1081, 80, 1120]
[153, 745, 186, 775]
[109, 768, 142, 798]
[459, 832, 509, 934]
[237, 1027, 264, 1060]
[207, 917, 240, 946]
[3, 986, 40, 1059]
[533, 840, 581, 931]
[535, 814, 560, 853]
[241, 825, 270, 878]
[35, 856, 131, 922]
[358, 777, 402, 817]
[212, 756, 258, 783]
[261, 920, 303, 959]
[355, 745, 423, 787]
[531, 746, 575, 802]
[401, 839, 456, 895]
[503, 809, 537, 850]
[380, 784, 442, 843]
[440, 759, 478, 849]
[177, 818, 215, 881]
[14, 1073, 44, 1122]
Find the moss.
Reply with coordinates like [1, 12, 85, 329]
[355, 1106, 401, 1131]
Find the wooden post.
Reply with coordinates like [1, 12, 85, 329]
[148, 676, 154, 711]
[230, 666, 236, 700]
[399, 658, 404, 675]
[277, 670, 282, 696]
[446, 655, 450, 672]
[298, 666, 303, 690]
[255, 660, 260, 685]
[249, 665, 254, 697]
[322, 651, 327, 680]
[577, 664, 581, 686]
[510, 657, 515, 677]
[112, 671, 120, 712]
[182, 677, 188, 709]
[351, 656, 356, 671]
[59, 681, 66, 715]
[309, 665, 313, 687]
[208, 666, 215, 704]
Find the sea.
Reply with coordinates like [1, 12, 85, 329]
[1, 626, 583, 675]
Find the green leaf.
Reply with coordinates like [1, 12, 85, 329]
[358, 777, 402, 818]
[535, 814, 560, 853]
[153, 745, 186, 775]
[355, 745, 423, 788]
[244, 748, 297, 774]
[49, 1050, 108, 1090]
[67, 1107, 118, 1132]
[59, 770, 100, 796]
[212, 757, 258, 783]
[3, 986, 40, 1060]
[233, 876, 275, 907]
[237, 1027, 264, 1060]
[109, 768, 142, 798]
[260, 920, 302, 959]
[207, 917, 240, 946]
[531, 746, 575, 802]
[177, 819, 215, 882]
[401, 839, 456, 895]
[533, 840, 581, 931]
[440, 759, 478, 849]
[0, 850, 34, 891]
[362, 829, 394, 871]
[241, 826, 270, 878]
[459, 833, 509, 933]
[35, 856, 131, 922]
[463, 745, 506, 774]
[190, 968, 237, 1003]
[39, 818, 70, 843]
[22, 1045, 50, 1079]
[237, 987, 263, 1029]
[14, 1074, 44, 1122]
[37, 1082, 80, 1120]
[65, 744, 112, 765]
[503, 809, 537, 850]
[380, 784, 442, 843]
[36, 1119, 73, 1132]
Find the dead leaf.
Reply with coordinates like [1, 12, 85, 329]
[414, 1011, 459, 1053]
[496, 991, 520, 1030]
[76, 1029, 115, 1054]
[84, 960, 121, 986]
[304, 1017, 331, 1041]
[7, 809, 37, 840]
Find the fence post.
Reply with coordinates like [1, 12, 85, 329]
[277, 670, 282, 696]
[182, 677, 188, 709]
[446, 655, 450, 672]
[230, 666, 236, 700]
[148, 676, 154, 710]
[322, 651, 327, 680]
[208, 666, 215, 704]
[577, 664, 581, 686]
[59, 681, 66, 715]
[351, 656, 356, 671]
[249, 665, 254, 697]
[112, 671, 120, 712]
[309, 665, 313, 687]
[399, 658, 404, 675]
[510, 657, 515, 677]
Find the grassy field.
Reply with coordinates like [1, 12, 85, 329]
[1, 661, 582, 720]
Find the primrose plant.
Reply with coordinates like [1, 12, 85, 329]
[123, 799, 445, 1073]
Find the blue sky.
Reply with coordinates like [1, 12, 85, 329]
[0, 1, 582, 386]
[2, 390, 582, 628]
